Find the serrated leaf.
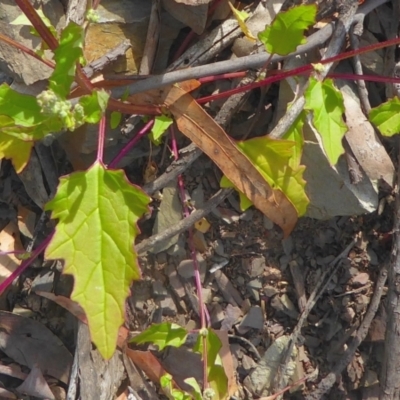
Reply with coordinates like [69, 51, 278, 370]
[369, 97, 400, 137]
[258, 4, 316, 55]
[79, 90, 110, 124]
[0, 136, 33, 173]
[221, 136, 309, 217]
[0, 84, 46, 128]
[304, 77, 347, 165]
[194, 329, 228, 400]
[50, 22, 84, 98]
[130, 323, 188, 351]
[45, 162, 150, 359]
[228, 2, 256, 41]
[150, 115, 173, 145]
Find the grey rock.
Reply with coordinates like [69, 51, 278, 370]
[237, 306, 264, 332]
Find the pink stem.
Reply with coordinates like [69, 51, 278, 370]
[0, 232, 53, 294]
[97, 115, 106, 163]
[108, 119, 154, 169]
[170, 125, 209, 389]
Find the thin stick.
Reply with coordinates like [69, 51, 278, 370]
[136, 189, 231, 255]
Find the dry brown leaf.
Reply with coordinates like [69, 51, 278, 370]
[0, 221, 23, 284]
[35, 291, 87, 323]
[17, 206, 36, 239]
[215, 330, 238, 397]
[162, 86, 297, 236]
[0, 311, 73, 384]
[126, 349, 169, 383]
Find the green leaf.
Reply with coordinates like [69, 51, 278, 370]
[130, 322, 188, 351]
[50, 22, 84, 98]
[282, 112, 305, 169]
[220, 175, 252, 212]
[110, 112, 122, 129]
[304, 77, 347, 165]
[369, 97, 400, 137]
[221, 136, 309, 217]
[194, 329, 227, 400]
[228, 2, 256, 41]
[150, 115, 173, 145]
[79, 90, 110, 124]
[10, 8, 58, 39]
[160, 374, 192, 400]
[184, 378, 202, 400]
[0, 84, 46, 128]
[258, 4, 316, 55]
[0, 134, 33, 173]
[45, 162, 150, 359]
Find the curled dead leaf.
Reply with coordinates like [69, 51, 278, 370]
[161, 85, 298, 236]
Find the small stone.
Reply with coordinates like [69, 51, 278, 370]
[152, 280, 168, 297]
[213, 239, 226, 257]
[282, 236, 294, 256]
[264, 285, 279, 298]
[210, 303, 225, 328]
[236, 276, 245, 286]
[264, 267, 282, 281]
[263, 216, 274, 230]
[166, 236, 186, 259]
[191, 184, 205, 208]
[351, 272, 370, 286]
[237, 306, 264, 332]
[156, 252, 168, 265]
[247, 279, 262, 301]
[202, 288, 213, 304]
[279, 255, 291, 269]
[341, 307, 355, 323]
[160, 295, 177, 316]
[222, 304, 242, 331]
[244, 257, 266, 278]
[166, 264, 186, 298]
[241, 353, 257, 371]
[177, 255, 207, 282]
[240, 209, 253, 221]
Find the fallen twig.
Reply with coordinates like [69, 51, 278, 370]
[111, 0, 388, 98]
[136, 188, 232, 254]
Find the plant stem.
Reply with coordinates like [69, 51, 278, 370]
[170, 125, 209, 390]
[97, 115, 106, 163]
[14, 0, 58, 50]
[0, 33, 55, 69]
[0, 233, 53, 295]
[108, 119, 154, 169]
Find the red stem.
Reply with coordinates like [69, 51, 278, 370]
[97, 115, 106, 163]
[198, 36, 400, 104]
[14, 0, 58, 50]
[0, 32, 55, 69]
[108, 119, 154, 169]
[0, 233, 53, 295]
[170, 125, 209, 389]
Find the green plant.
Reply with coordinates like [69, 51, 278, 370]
[0, 1, 400, 398]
